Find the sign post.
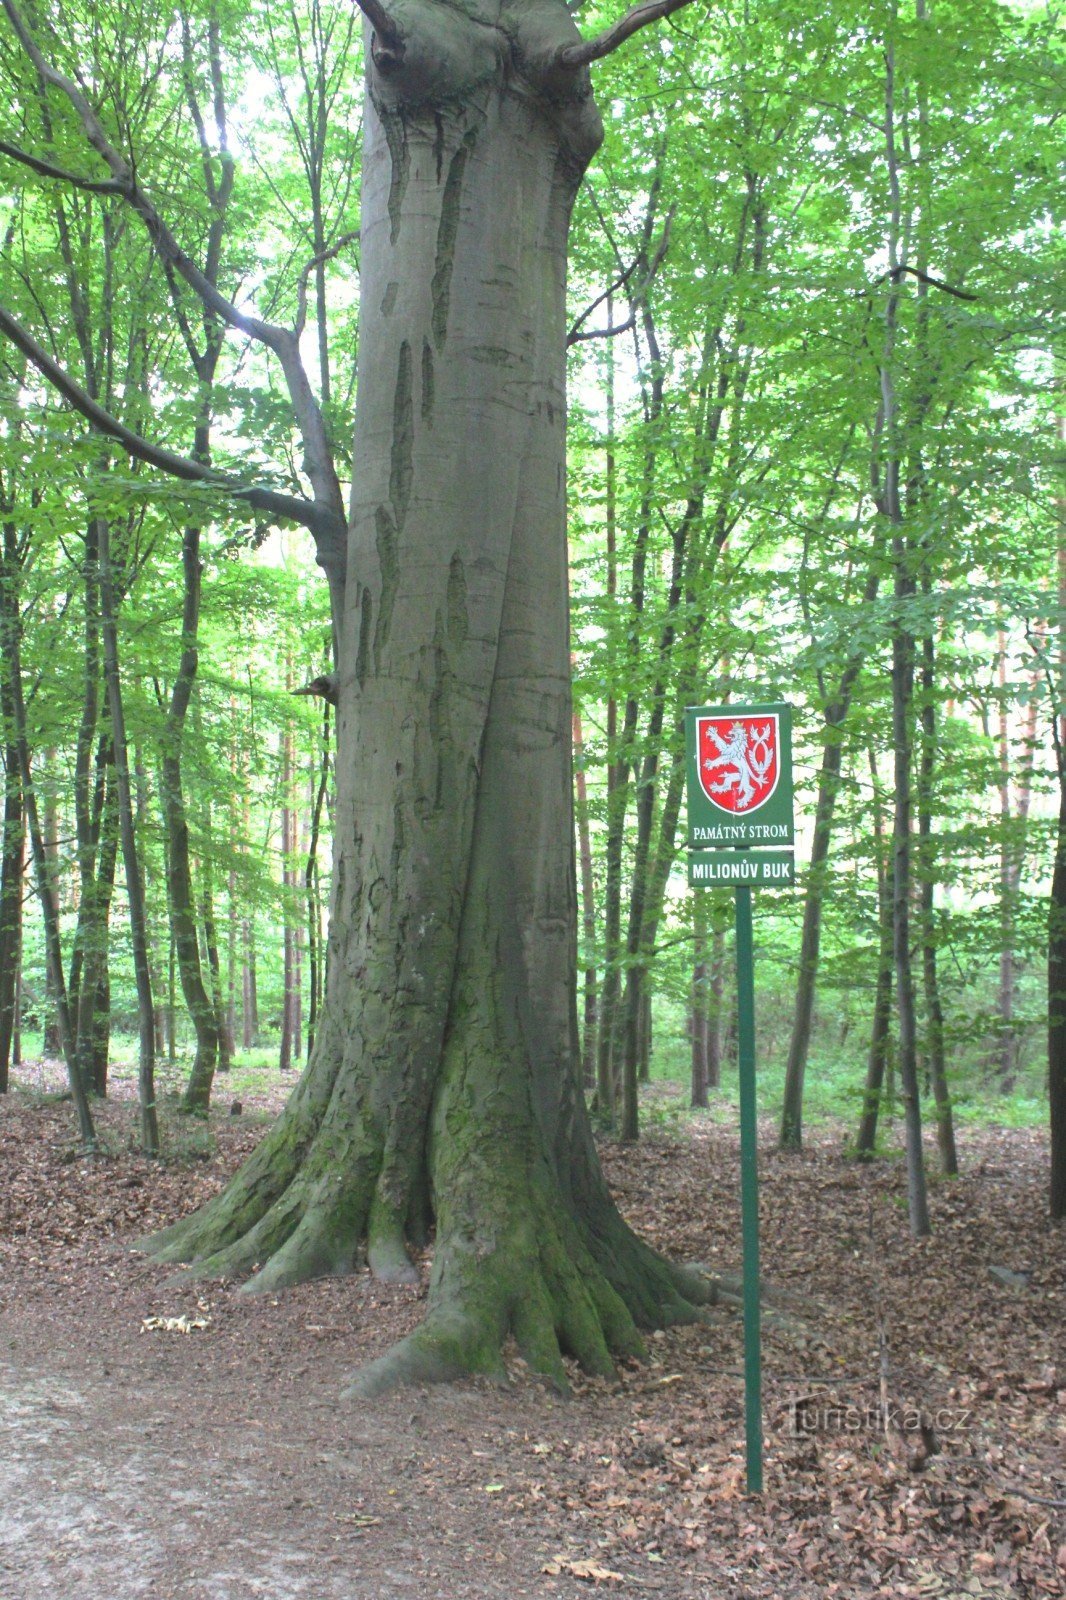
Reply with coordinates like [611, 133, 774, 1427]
[735, 880, 762, 1493]
[685, 704, 794, 1496]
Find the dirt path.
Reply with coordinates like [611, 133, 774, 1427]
[1, 1085, 1063, 1599]
[0, 1324, 571, 1600]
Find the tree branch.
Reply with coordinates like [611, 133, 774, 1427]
[352, 0, 404, 66]
[566, 255, 642, 346]
[0, 137, 124, 195]
[295, 230, 359, 338]
[872, 263, 979, 302]
[0, 303, 339, 540]
[1, 0, 283, 351]
[556, 0, 700, 69]
[1, 0, 348, 582]
[568, 206, 673, 347]
[567, 310, 636, 347]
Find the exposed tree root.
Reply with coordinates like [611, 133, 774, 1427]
[138, 1082, 713, 1397]
[348, 1160, 712, 1398]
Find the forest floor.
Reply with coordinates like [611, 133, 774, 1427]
[0, 1065, 1063, 1600]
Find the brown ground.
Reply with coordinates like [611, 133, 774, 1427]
[0, 1066, 1063, 1600]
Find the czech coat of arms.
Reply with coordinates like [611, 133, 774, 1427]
[696, 714, 780, 814]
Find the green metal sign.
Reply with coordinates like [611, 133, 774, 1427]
[685, 703, 794, 848]
[688, 850, 795, 888]
[685, 701, 795, 1497]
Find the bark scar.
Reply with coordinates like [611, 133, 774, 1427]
[431, 130, 477, 351]
[378, 104, 410, 246]
[390, 340, 414, 529]
[374, 507, 399, 672]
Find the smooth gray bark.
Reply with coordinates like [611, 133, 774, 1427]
[145, 2, 708, 1394]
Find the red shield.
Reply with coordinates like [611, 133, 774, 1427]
[696, 713, 780, 815]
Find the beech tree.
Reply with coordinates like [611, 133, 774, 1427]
[2, 0, 715, 1391]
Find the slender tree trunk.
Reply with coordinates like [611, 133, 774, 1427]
[918, 627, 957, 1174]
[227, 720, 240, 1058]
[70, 738, 114, 1093]
[242, 911, 259, 1049]
[86, 767, 118, 1097]
[293, 819, 303, 1062]
[889, 477, 929, 1228]
[168, 929, 177, 1067]
[202, 880, 231, 1071]
[707, 928, 725, 1092]
[0, 678, 22, 1093]
[198, 786, 233, 1075]
[1049, 444, 1066, 1220]
[780, 557, 879, 1148]
[279, 714, 297, 1072]
[98, 515, 159, 1154]
[572, 703, 598, 1091]
[856, 755, 895, 1158]
[11, 900, 21, 1069]
[1051, 773, 1066, 1220]
[5, 613, 94, 1145]
[995, 630, 1016, 1069]
[880, 22, 929, 1235]
[240, 774, 259, 1047]
[305, 698, 330, 1062]
[638, 989, 651, 1084]
[690, 897, 708, 1108]
[135, 752, 168, 1057]
[0, 532, 24, 1095]
[596, 294, 620, 1119]
[227, 859, 239, 1059]
[41, 751, 62, 1056]
[780, 761, 835, 1150]
[70, 517, 102, 1065]
[163, 523, 220, 1113]
[780, 725, 844, 1148]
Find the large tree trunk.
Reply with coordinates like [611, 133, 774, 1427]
[146, 11, 707, 1393]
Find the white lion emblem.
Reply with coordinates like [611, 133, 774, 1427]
[702, 721, 774, 811]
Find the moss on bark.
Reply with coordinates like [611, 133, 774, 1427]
[141, 1, 714, 1392]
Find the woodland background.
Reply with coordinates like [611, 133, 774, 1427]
[0, 0, 1062, 1196]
